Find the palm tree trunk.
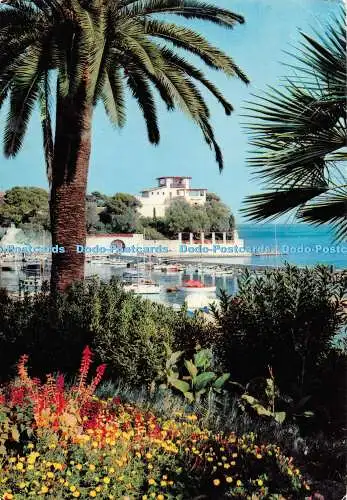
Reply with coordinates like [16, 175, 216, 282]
[50, 89, 93, 293]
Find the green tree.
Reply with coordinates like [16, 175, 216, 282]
[101, 193, 141, 232]
[0, 187, 49, 226]
[165, 199, 192, 235]
[0, 0, 248, 293]
[242, 10, 346, 240]
[205, 197, 231, 232]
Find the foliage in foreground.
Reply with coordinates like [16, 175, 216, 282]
[212, 264, 347, 434]
[0, 277, 210, 386]
[0, 348, 310, 499]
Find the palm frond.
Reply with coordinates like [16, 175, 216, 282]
[39, 70, 53, 186]
[298, 189, 347, 241]
[143, 20, 249, 83]
[122, 0, 244, 29]
[126, 68, 159, 143]
[242, 8, 346, 240]
[4, 44, 43, 157]
[242, 187, 329, 222]
[101, 67, 126, 128]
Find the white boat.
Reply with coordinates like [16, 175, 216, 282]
[179, 279, 216, 294]
[161, 265, 184, 274]
[89, 258, 125, 266]
[123, 281, 161, 295]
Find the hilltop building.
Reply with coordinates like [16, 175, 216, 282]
[136, 176, 207, 218]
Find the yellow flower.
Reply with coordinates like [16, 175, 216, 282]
[157, 496, 164, 500]
[27, 465, 34, 471]
[232, 453, 237, 458]
[226, 477, 233, 484]
[148, 479, 156, 485]
[70, 485, 77, 492]
[148, 464, 153, 470]
[223, 464, 230, 469]
[27, 443, 34, 449]
[109, 467, 115, 474]
[89, 464, 96, 471]
[256, 454, 262, 459]
[145, 453, 153, 460]
[287, 468, 293, 476]
[4, 493, 14, 499]
[160, 481, 167, 486]
[18, 482, 26, 489]
[207, 457, 213, 462]
[41, 486, 49, 494]
[72, 492, 81, 498]
[16, 463, 24, 471]
[257, 479, 263, 486]
[213, 479, 220, 486]
[103, 477, 110, 484]
[76, 464, 83, 471]
[142, 496, 148, 500]
[89, 491, 97, 497]
[96, 486, 102, 492]
[47, 472, 54, 479]
[236, 480, 242, 487]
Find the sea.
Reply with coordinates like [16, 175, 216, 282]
[0, 224, 345, 308]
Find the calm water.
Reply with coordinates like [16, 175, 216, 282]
[239, 224, 346, 269]
[0, 224, 345, 308]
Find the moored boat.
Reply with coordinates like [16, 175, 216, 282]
[179, 279, 216, 294]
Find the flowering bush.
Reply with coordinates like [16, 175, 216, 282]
[0, 348, 311, 499]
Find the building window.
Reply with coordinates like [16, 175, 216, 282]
[153, 208, 156, 218]
[177, 190, 180, 195]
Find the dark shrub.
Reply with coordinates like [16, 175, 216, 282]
[212, 265, 347, 433]
[0, 278, 211, 386]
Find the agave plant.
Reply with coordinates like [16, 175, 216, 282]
[242, 8, 346, 241]
[0, 0, 248, 292]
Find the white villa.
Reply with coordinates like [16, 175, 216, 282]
[136, 176, 207, 218]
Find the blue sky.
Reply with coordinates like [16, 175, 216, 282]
[0, 0, 341, 222]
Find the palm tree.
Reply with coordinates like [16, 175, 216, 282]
[0, 0, 248, 293]
[242, 9, 346, 241]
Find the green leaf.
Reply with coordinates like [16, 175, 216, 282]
[184, 359, 198, 378]
[194, 372, 216, 391]
[168, 376, 190, 394]
[193, 349, 212, 369]
[274, 411, 286, 424]
[213, 373, 230, 389]
[302, 411, 315, 418]
[184, 391, 194, 403]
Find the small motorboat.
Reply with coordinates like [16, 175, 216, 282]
[179, 279, 216, 294]
[166, 286, 179, 293]
[123, 279, 161, 295]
